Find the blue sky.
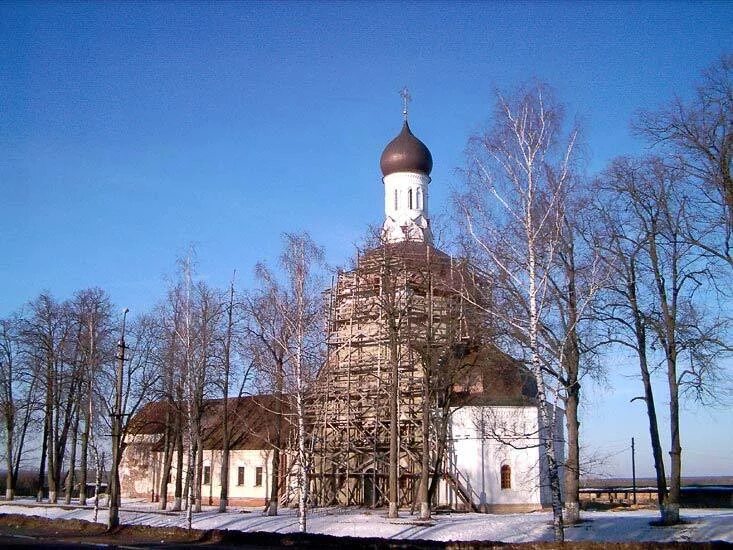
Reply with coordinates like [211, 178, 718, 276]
[1, 0, 731, 477]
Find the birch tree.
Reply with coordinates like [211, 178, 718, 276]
[256, 232, 325, 532]
[457, 83, 577, 541]
[243, 280, 289, 517]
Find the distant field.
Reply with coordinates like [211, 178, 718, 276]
[582, 476, 733, 488]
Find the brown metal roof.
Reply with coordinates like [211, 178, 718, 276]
[380, 121, 433, 177]
[128, 394, 292, 451]
[452, 345, 539, 407]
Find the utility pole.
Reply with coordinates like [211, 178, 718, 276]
[108, 308, 128, 530]
[631, 437, 637, 505]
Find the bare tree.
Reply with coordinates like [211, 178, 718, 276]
[596, 155, 730, 524]
[593, 189, 670, 511]
[243, 279, 289, 517]
[256, 232, 325, 532]
[21, 294, 82, 504]
[457, 83, 578, 541]
[69, 288, 113, 505]
[371, 239, 410, 520]
[635, 54, 733, 267]
[152, 299, 184, 511]
[0, 315, 40, 500]
[190, 281, 224, 513]
[542, 196, 608, 524]
[217, 275, 237, 513]
[409, 246, 471, 520]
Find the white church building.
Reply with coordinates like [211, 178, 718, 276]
[120, 103, 564, 512]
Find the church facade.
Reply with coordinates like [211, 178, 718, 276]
[120, 109, 563, 512]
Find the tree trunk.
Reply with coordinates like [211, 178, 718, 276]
[64, 406, 80, 504]
[183, 438, 196, 512]
[561, 228, 582, 525]
[159, 408, 174, 510]
[48, 421, 58, 502]
[172, 420, 184, 511]
[529, 239, 564, 542]
[665, 350, 682, 525]
[219, 442, 229, 512]
[388, 328, 399, 519]
[46, 371, 58, 504]
[93, 450, 102, 523]
[194, 433, 203, 512]
[79, 390, 91, 505]
[418, 254, 433, 520]
[4, 402, 15, 501]
[218, 397, 229, 512]
[628, 261, 668, 515]
[418, 373, 430, 519]
[427, 398, 451, 504]
[80, 318, 96, 507]
[267, 360, 284, 516]
[647, 234, 681, 525]
[296, 384, 308, 533]
[13, 389, 34, 492]
[564, 381, 580, 524]
[639, 347, 668, 512]
[37, 411, 49, 502]
[219, 278, 235, 513]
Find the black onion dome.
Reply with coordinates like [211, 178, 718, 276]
[380, 121, 433, 177]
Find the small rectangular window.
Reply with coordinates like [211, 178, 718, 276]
[501, 465, 511, 490]
[255, 466, 263, 487]
[237, 466, 245, 486]
[203, 465, 211, 485]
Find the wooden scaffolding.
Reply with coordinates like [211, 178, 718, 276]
[307, 241, 471, 508]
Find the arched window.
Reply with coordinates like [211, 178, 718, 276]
[394, 189, 398, 210]
[416, 188, 422, 210]
[408, 188, 413, 209]
[501, 465, 511, 490]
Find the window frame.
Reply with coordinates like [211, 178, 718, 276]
[237, 466, 245, 486]
[255, 466, 263, 487]
[500, 464, 511, 490]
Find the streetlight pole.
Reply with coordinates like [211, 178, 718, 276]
[108, 308, 128, 530]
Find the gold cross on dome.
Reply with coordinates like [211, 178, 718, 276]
[400, 86, 411, 121]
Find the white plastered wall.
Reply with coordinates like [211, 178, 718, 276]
[120, 444, 273, 503]
[446, 405, 565, 508]
[382, 171, 432, 243]
[198, 449, 272, 502]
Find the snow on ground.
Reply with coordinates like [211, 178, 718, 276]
[1, 499, 731, 543]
